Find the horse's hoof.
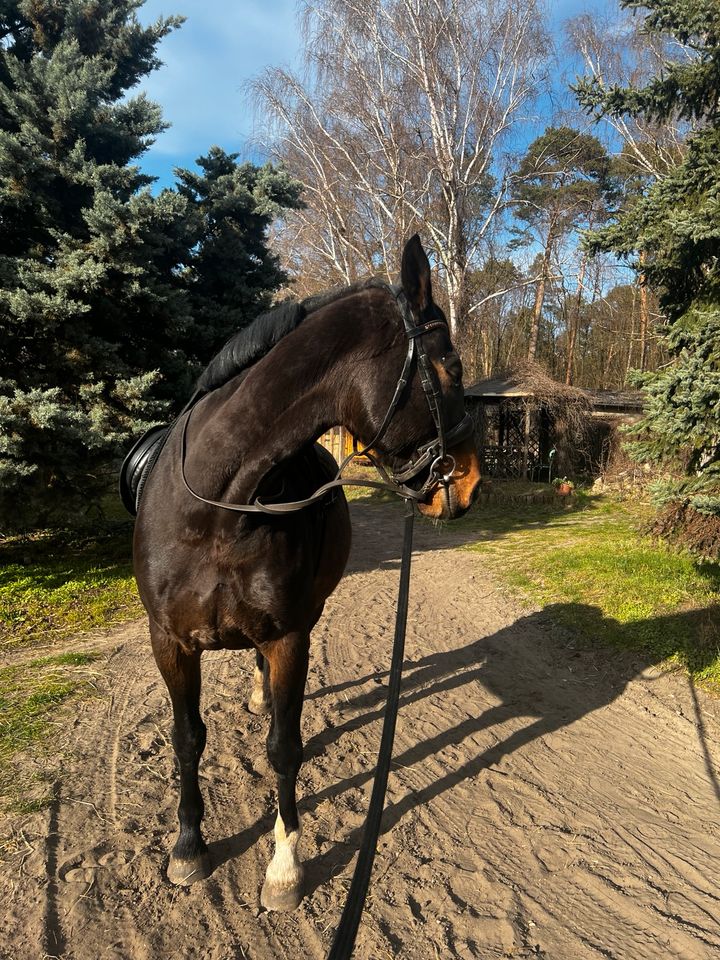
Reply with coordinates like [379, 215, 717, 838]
[260, 878, 304, 912]
[167, 852, 211, 886]
[247, 692, 271, 715]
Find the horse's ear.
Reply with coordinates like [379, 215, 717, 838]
[401, 234, 432, 314]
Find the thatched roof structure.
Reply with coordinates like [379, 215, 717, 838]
[465, 363, 644, 418]
[464, 363, 605, 480]
[465, 362, 591, 412]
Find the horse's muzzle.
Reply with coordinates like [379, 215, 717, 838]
[416, 438, 481, 520]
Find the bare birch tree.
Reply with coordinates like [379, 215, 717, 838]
[567, 9, 692, 180]
[254, 0, 548, 335]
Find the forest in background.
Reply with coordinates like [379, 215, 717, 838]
[256, 0, 686, 388]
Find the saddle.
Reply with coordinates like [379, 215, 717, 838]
[119, 390, 205, 517]
[118, 423, 171, 517]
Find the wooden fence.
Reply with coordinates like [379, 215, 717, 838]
[318, 426, 355, 464]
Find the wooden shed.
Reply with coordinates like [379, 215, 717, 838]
[464, 377, 555, 480]
[318, 426, 355, 463]
[464, 367, 643, 481]
[583, 388, 645, 420]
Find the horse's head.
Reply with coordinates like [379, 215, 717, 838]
[359, 235, 481, 520]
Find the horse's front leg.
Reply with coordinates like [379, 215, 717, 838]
[260, 631, 309, 912]
[151, 627, 211, 886]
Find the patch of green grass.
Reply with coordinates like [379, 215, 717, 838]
[344, 485, 398, 503]
[0, 523, 141, 650]
[0, 522, 138, 811]
[0, 652, 100, 809]
[463, 493, 720, 687]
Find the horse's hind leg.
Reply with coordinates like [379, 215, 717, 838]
[260, 631, 309, 912]
[248, 647, 272, 715]
[151, 627, 211, 886]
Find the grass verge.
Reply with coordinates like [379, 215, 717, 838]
[0, 523, 139, 813]
[0, 651, 101, 814]
[0, 522, 141, 651]
[461, 491, 720, 688]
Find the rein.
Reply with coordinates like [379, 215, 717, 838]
[327, 498, 414, 960]
[178, 288, 473, 514]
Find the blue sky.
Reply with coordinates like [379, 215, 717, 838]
[136, 0, 615, 189]
[137, 0, 301, 185]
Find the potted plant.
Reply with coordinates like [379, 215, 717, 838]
[552, 476, 574, 496]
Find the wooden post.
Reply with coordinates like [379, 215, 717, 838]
[522, 402, 531, 480]
[639, 251, 649, 373]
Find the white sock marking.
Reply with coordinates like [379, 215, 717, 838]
[265, 812, 302, 891]
[249, 666, 267, 709]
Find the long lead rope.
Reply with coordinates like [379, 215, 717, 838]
[327, 498, 415, 960]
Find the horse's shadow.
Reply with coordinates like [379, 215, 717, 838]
[208, 601, 719, 896]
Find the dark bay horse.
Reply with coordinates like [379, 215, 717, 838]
[132, 235, 481, 911]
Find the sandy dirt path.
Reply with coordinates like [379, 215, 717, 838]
[2, 500, 720, 960]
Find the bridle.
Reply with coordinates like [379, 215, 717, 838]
[179, 285, 473, 514]
[380, 289, 473, 498]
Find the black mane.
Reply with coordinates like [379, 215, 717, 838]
[195, 277, 397, 394]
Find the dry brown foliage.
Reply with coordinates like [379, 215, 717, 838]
[650, 503, 720, 560]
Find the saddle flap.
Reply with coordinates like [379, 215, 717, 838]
[119, 424, 170, 517]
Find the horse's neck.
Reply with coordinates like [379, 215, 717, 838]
[190, 310, 363, 502]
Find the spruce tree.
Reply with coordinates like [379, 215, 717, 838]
[173, 147, 302, 393]
[0, 4, 301, 527]
[0, 1, 185, 524]
[575, 0, 720, 555]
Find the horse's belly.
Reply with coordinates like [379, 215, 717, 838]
[135, 484, 350, 651]
[155, 559, 315, 652]
[186, 625, 255, 652]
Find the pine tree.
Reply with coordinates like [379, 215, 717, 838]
[576, 0, 720, 555]
[511, 126, 614, 365]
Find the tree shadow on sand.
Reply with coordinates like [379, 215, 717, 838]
[208, 601, 720, 893]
